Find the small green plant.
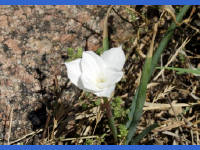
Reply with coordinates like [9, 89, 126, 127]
[67, 47, 74, 57]
[97, 133, 107, 144]
[178, 53, 186, 64]
[94, 98, 101, 106]
[76, 47, 83, 58]
[125, 7, 137, 22]
[85, 134, 107, 144]
[112, 96, 128, 119]
[81, 103, 88, 110]
[118, 124, 128, 139]
[111, 96, 129, 142]
[96, 47, 104, 55]
[85, 139, 95, 145]
[66, 47, 83, 61]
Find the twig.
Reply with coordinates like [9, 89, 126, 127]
[148, 23, 158, 58]
[48, 135, 99, 144]
[144, 102, 197, 111]
[167, 95, 184, 144]
[153, 85, 175, 103]
[7, 107, 13, 145]
[42, 108, 51, 140]
[9, 129, 43, 145]
[162, 131, 180, 138]
[92, 105, 103, 135]
[153, 38, 190, 80]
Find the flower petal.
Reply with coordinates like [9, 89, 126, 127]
[65, 59, 82, 87]
[105, 70, 123, 85]
[81, 51, 106, 76]
[101, 46, 126, 71]
[94, 85, 115, 98]
[80, 73, 102, 92]
[80, 51, 106, 92]
[98, 70, 123, 89]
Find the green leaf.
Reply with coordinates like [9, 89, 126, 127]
[76, 47, 83, 58]
[118, 124, 128, 138]
[67, 47, 74, 57]
[94, 98, 101, 106]
[96, 47, 104, 55]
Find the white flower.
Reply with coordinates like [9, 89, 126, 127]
[65, 46, 125, 98]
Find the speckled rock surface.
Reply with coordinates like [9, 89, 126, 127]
[0, 6, 134, 144]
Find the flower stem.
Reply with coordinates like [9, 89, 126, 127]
[103, 98, 118, 143]
[103, 6, 113, 52]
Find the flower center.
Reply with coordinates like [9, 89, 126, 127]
[96, 77, 105, 83]
[96, 76, 106, 89]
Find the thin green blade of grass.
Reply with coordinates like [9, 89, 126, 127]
[126, 5, 191, 144]
[126, 55, 152, 144]
[126, 22, 158, 144]
[131, 123, 158, 145]
[157, 67, 200, 75]
[126, 89, 137, 128]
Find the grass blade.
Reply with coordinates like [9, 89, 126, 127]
[131, 123, 158, 145]
[125, 53, 153, 144]
[157, 67, 200, 75]
[126, 22, 158, 144]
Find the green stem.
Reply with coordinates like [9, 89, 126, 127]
[103, 6, 113, 52]
[102, 6, 117, 144]
[104, 98, 118, 143]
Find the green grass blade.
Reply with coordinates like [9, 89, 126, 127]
[157, 67, 200, 75]
[131, 123, 158, 145]
[126, 57, 152, 144]
[126, 21, 158, 144]
[126, 89, 138, 128]
[126, 5, 191, 144]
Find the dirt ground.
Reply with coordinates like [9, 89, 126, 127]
[0, 5, 200, 145]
